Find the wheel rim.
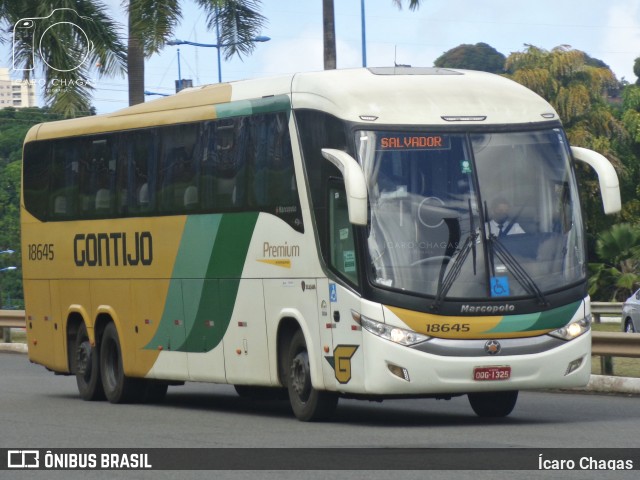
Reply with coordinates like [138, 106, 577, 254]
[76, 341, 92, 379]
[290, 351, 311, 403]
[626, 321, 635, 333]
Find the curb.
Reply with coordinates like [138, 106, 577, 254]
[580, 374, 640, 395]
[0, 342, 28, 354]
[2, 342, 640, 395]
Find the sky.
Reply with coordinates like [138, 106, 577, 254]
[2, 0, 640, 114]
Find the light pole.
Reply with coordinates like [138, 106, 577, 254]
[361, 0, 367, 67]
[167, 36, 270, 84]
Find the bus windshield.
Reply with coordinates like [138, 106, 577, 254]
[357, 128, 585, 300]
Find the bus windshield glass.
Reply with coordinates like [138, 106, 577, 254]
[357, 128, 585, 300]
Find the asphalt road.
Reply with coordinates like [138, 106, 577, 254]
[1, 352, 639, 480]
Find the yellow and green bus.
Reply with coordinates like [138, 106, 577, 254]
[21, 68, 620, 420]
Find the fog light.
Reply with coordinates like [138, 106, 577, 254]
[565, 356, 584, 376]
[387, 363, 410, 381]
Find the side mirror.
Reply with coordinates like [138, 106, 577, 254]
[321, 148, 368, 225]
[571, 146, 621, 215]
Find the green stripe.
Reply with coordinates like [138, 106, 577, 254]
[180, 213, 258, 352]
[215, 95, 291, 119]
[484, 300, 582, 334]
[144, 212, 259, 353]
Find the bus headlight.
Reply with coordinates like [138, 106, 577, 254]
[357, 314, 430, 346]
[548, 316, 591, 341]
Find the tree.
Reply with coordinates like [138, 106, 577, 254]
[127, 0, 267, 105]
[588, 223, 640, 301]
[434, 43, 505, 73]
[323, 0, 422, 70]
[322, 0, 336, 70]
[0, 1, 126, 117]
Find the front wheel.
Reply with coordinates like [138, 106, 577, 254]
[468, 391, 518, 418]
[100, 322, 146, 403]
[286, 330, 338, 421]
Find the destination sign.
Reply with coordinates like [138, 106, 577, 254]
[379, 134, 451, 151]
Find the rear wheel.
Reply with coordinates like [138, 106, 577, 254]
[468, 391, 518, 418]
[100, 322, 146, 403]
[74, 323, 105, 401]
[286, 330, 338, 421]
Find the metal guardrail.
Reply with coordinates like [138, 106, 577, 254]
[0, 309, 26, 343]
[590, 302, 623, 323]
[592, 331, 640, 357]
[0, 309, 26, 329]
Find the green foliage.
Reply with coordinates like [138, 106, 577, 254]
[0, 107, 66, 307]
[588, 224, 640, 301]
[434, 43, 506, 73]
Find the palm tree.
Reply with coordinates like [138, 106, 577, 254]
[0, 1, 126, 117]
[127, 0, 267, 105]
[323, 0, 422, 70]
[588, 223, 640, 301]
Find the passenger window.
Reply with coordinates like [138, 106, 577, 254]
[329, 185, 359, 286]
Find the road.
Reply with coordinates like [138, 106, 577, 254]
[1, 352, 639, 479]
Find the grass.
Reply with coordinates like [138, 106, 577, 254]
[5, 323, 640, 377]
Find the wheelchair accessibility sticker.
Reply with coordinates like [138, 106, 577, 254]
[491, 276, 510, 297]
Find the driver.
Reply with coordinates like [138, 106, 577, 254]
[487, 197, 524, 237]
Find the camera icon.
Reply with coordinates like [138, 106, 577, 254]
[12, 8, 94, 73]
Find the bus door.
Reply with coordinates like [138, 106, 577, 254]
[323, 184, 365, 393]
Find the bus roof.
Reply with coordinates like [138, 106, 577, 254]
[25, 67, 559, 142]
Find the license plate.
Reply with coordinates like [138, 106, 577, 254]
[473, 366, 511, 381]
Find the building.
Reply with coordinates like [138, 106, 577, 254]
[0, 68, 37, 109]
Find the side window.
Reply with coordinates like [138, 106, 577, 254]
[200, 118, 248, 211]
[78, 137, 116, 218]
[329, 185, 359, 286]
[23, 141, 51, 221]
[158, 124, 199, 213]
[248, 112, 302, 231]
[50, 139, 79, 219]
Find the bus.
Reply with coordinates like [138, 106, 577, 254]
[21, 67, 620, 421]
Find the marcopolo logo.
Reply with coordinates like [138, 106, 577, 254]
[12, 8, 94, 73]
[460, 304, 516, 314]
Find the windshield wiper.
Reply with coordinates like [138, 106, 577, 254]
[431, 200, 478, 312]
[490, 236, 549, 306]
[431, 229, 477, 312]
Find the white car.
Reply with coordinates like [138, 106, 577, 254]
[622, 288, 640, 333]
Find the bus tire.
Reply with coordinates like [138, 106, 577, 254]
[468, 390, 518, 418]
[74, 322, 105, 401]
[99, 322, 146, 404]
[286, 330, 338, 421]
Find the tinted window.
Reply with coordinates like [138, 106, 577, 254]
[22, 112, 303, 231]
